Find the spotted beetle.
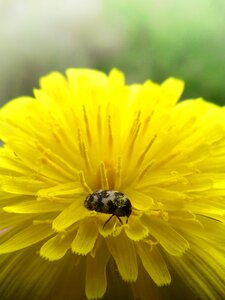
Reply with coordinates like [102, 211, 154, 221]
[84, 189, 132, 228]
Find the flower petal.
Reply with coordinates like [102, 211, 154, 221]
[131, 262, 163, 300]
[125, 189, 154, 210]
[52, 199, 89, 231]
[72, 218, 98, 255]
[0, 249, 55, 300]
[1, 177, 46, 195]
[125, 216, 149, 241]
[169, 239, 225, 299]
[0, 223, 53, 253]
[97, 214, 117, 238]
[143, 215, 189, 256]
[4, 200, 66, 214]
[147, 187, 186, 210]
[0, 247, 85, 300]
[37, 182, 85, 198]
[0, 211, 34, 230]
[0, 96, 34, 117]
[0, 149, 30, 176]
[106, 230, 137, 281]
[160, 77, 184, 106]
[196, 216, 225, 244]
[137, 242, 171, 286]
[85, 240, 110, 300]
[40, 232, 74, 261]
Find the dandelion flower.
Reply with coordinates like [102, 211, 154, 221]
[0, 69, 225, 300]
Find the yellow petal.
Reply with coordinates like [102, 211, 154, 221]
[168, 214, 204, 237]
[0, 96, 34, 122]
[4, 200, 66, 214]
[52, 199, 89, 231]
[40, 232, 74, 261]
[1, 177, 46, 195]
[143, 215, 189, 256]
[0, 223, 53, 253]
[106, 230, 137, 281]
[85, 240, 110, 300]
[38, 182, 85, 198]
[0, 211, 34, 230]
[186, 198, 225, 221]
[39, 71, 69, 103]
[125, 216, 149, 241]
[169, 239, 225, 300]
[160, 77, 184, 106]
[66, 68, 108, 91]
[5, 139, 74, 182]
[0, 249, 55, 300]
[97, 214, 117, 238]
[148, 187, 186, 210]
[109, 68, 125, 88]
[131, 262, 162, 300]
[72, 218, 98, 255]
[0, 148, 31, 175]
[1, 194, 25, 209]
[137, 242, 171, 286]
[125, 189, 154, 210]
[197, 216, 225, 244]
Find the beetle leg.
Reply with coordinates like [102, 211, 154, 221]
[103, 214, 114, 229]
[117, 216, 123, 225]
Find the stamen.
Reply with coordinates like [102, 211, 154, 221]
[83, 105, 92, 145]
[150, 209, 168, 221]
[38, 150, 74, 180]
[78, 171, 92, 194]
[137, 160, 155, 181]
[52, 124, 63, 144]
[126, 123, 141, 160]
[77, 128, 91, 171]
[137, 134, 157, 165]
[129, 110, 141, 138]
[97, 105, 102, 139]
[51, 125, 83, 170]
[108, 115, 113, 150]
[99, 161, 109, 190]
[77, 128, 83, 156]
[141, 111, 154, 135]
[127, 111, 141, 157]
[115, 157, 122, 190]
[154, 151, 181, 168]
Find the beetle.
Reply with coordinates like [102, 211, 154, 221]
[84, 189, 132, 228]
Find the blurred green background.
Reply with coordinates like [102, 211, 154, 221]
[0, 0, 225, 105]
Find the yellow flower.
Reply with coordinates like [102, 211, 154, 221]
[0, 69, 225, 300]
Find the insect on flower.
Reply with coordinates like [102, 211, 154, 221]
[84, 190, 132, 228]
